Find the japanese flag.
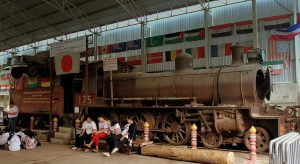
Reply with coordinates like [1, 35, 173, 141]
[54, 52, 80, 75]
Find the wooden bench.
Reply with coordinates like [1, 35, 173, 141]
[98, 138, 109, 150]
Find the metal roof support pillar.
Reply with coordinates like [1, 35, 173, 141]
[93, 32, 100, 62]
[292, 0, 300, 104]
[204, 6, 211, 69]
[141, 20, 146, 72]
[252, 0, 259, 48]
[84, 36, 89, 113]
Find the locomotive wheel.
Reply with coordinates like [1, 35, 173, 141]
[132, 111, 155, 140]
[27, 64, 38, 77]
[244, 127, 270, 152]
[200, 132, 223, 148]
[132, 111, 155, 130]
[162, 112, 191, 145]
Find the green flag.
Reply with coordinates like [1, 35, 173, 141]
[146, 35, 164, 47]
[185, 28, 205, 41]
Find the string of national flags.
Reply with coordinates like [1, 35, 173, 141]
[91, 14, 296, 67]
[121, 41, 253, 66]
[95, 14, 293, 56]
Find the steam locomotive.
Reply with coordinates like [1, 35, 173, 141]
[75, 44, 297, 152]
[7, 43, 297, 152]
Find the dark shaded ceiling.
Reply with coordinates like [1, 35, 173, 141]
[0, 0, 208, 51]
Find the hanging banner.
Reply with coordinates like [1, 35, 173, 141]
[54, 52, 80, 75]
[50, 36, 86, 57]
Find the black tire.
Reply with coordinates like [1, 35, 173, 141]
[11, 67, 24, 79]
[27, 64, 38, 77]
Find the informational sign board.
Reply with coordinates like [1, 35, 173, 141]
[74, 106, 79, 113]
[50, 36, 86, 57]
[103, 58, 118, 71]
[11, 86, 64, 116]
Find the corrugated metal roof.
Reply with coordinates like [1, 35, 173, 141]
[0, 0, 206, 51]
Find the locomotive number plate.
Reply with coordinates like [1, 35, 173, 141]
[75, 93, 96, 106]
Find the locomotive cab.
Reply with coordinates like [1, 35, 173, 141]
[75, 62, 105, 107]
[75, 61, 134, 107]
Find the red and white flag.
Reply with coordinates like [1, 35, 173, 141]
[54, 52, 80, 75]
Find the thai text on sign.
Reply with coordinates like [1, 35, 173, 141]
[50, 36, 86, 57]
[103, 58, 118, 71]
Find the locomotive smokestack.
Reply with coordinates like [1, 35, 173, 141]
[231, 43, 244, 66]
[175, 53, 193, 71]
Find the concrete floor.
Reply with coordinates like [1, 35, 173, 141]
[0, 142, 269, 164]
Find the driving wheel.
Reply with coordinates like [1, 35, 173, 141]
[200, 132, 223, 148]
[244, 126, 270, 152]
[161, 111, 191, 145]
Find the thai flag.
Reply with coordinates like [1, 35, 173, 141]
[270, 23, 300, 40]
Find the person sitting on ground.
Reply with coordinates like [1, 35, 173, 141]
[85, 116, 109, 153]
[72, 115, 97, 151]
[14, 128, 26, 139]
[24, 129, 41, 146]
[0, 127, 10, 148]
[8, 132, 21, 152]
[103, 119, 122, 156]
[21, 129, 39, 149]
[103, 116, 137, 157]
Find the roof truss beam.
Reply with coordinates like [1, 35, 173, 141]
[42, 0, 95, 29]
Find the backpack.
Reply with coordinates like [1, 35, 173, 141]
[23, 136, 37, 149]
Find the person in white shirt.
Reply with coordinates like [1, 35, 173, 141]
[85, 116, 109, 153]
[0, 129, 10, 146]
[72, 115, 97, 151]
[8, 133, 21, 151]
[103, 120, 122, 157]
[7, 101, 18, 132]
[121, 123, 130, 139]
